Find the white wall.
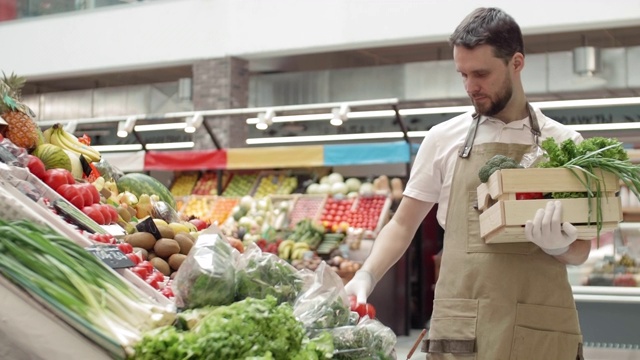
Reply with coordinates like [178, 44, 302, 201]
[2, 0, 640, 79]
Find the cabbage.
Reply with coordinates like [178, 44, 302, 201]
[317, 183, 331, 194]
[345, 178, 361, 192]
[330, 182, 348, 195]
[306, 183, 320, 194]
[359, 182, 374, 195]
[327, 172, 344, 185]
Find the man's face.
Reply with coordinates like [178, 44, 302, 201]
[453, 44, 513, 117]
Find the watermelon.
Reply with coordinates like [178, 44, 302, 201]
[116, 173, 176, 209]
[32, 143, 72, 172]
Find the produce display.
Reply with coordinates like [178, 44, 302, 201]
[169, 172, 198, 197]
[191, 171, 228, 196]
[222, 173, 258, 197]
[0, 73, 403, 360]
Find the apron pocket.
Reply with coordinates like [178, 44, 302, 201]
[510, 303, 582, 360]
[427, 299, 478, 356]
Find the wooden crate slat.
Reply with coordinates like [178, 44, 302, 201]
[484, 222, 619, 244]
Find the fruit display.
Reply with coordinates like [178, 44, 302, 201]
[170, 172, 199, 197]
[191, 171, 228, 196]
[351, 194, 389, 231]
[0, 72, 43, 150]
[116, 172, 176, 209]
[222, 173, 258, 197]
[45, 123, 101, 163]
[180, 196, 217, 223]
[209, 197, 239, 225]
[287, 195, 326, 228]
[252, 173, 285, 198]
[276, 175, 298, 195]
[31, 143, 72, 172]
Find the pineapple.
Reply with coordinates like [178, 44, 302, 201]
[0, 72, 42, 150]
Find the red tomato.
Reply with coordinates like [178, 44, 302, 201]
[161, 287, 174, 298]
[515, 192, 544, 200]
[93, 204, 112, 224]
[106, 205, 119, 224]
[131, 266, 149, 279]
[145, 277, 159, 289]
[57, 183, 81, 202]
[355, 303, 376, 319]
[151, 270, 165, 283]
[77, 186, 94, 207]
[117, 242, 134, 254]
[126, 252, 141, 265]
[78, 183, 100, 204]
[27, 155, 47, 180]
[82, 206, 105, 225]
[45, 169, 71, 191]
[139, 261, 154, 273]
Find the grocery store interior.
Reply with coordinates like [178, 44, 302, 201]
[2, 0, 640, 359]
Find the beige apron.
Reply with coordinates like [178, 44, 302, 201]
[423, 109, 584, 360]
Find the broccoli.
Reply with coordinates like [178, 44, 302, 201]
[478, 155, 521, 183]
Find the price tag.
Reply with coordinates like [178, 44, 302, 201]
[136, 216, 162, 239]
[86, 244, 135, 269]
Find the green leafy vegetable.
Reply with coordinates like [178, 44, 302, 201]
[235, 253, 305, 304]
[132, 296, 334, 360]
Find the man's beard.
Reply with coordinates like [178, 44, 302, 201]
[473, 78, 513, 117]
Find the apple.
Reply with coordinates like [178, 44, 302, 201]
[189, 218, 208, 231]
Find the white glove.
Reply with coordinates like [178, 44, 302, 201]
[344, 270, 376, 304]
[524, 200, 577, 256]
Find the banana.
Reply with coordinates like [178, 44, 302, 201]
[42, 127, 54, 143]
[51, 124, 101, 162]
[293, 242, 310, 251]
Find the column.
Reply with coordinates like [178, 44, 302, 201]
[192, 57, 249, 149]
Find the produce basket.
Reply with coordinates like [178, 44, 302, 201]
[208, 196, 240, 225]
[221, 171, 259, 197]
[169, 171, 199, 197]
[477, 168, 622, 244]
[191, 171, 230, 196]
[179, 195, 217, 222]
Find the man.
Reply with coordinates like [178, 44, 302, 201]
[345, 7, 589, 359]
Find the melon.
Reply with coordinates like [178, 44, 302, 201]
[32, 144, 72, 171]
[63, 149, 84, 179]
[116, 173, 176, 209]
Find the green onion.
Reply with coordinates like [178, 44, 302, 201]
[0, 219, 176, 355]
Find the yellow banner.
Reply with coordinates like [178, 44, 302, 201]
[227, 145, 324, 169]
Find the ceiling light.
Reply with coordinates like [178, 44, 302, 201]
[117, 116, 137, 138]
[330, 104, 350, 126]
[92, 144, 144, 152]
[256, 109, 275, 130]
[146, 141, 195, 150]
[566, 122, 640, 132]
[63, 120, 78, 133]
[185, 112, 204, 133]
[246, 113, 333, 124]
[134, 123, 187, 132]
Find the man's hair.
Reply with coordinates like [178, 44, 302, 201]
[449, 7, 524, 64]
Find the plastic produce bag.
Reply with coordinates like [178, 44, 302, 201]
[0, 138, 29, 167]
[172, 226, 239, 309]
[519, 144, 546, 168]
[293, 261, 351, 330]
[93, 157, 124, 181]
[151, 197, 182, 224]
[330, 318, 397, 360]
[235, 243, 313, 304]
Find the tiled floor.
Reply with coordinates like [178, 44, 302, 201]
[394, 329, 640, 360]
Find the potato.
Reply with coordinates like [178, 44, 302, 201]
[124, 232, 156, 250]
[150, 257, 171, 276]
[157, 225, 176, 239]
[154, 238, 181, 258]
[168, 253, 187, 271]
[133, 247, 148, 260]
[174, 233, 194, 255]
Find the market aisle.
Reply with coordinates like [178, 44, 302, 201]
[395, 329, 640, 360]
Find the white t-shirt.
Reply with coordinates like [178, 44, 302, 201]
[403, 106, 583, 228]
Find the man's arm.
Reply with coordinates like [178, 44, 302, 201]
[554, 238, 591, 265]
[360, 196, 435, 282]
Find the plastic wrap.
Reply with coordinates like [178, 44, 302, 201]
[293, 261, 351, 330]
[93, 157, 124, 182]
[330, 318, 397, 360]
[519, 144, 546, 169]
[172, 226, 238, 309]
[235, 243, 313, 304]
[151, 198, 182, 223]
[0, 138, 29, 167]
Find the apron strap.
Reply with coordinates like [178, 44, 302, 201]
[458, 103, 542, 159]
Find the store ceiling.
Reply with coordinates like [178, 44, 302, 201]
[21, 25, 640, 96]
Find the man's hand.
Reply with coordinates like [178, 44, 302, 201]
[344, 270, 376, 304]
[524, 200, 577, 256]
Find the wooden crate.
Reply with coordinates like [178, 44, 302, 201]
[477, 168, 622, 244]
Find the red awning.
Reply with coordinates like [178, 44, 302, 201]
[144, 149, 227, 171]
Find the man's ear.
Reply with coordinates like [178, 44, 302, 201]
[512, 53, 525, 72]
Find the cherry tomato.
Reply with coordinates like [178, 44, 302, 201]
[355, 303, 376, 319]
[131, 265, 149, 279]
[139, 260, 155, 273]
[126, 252, 141, 265]
[146, 277, 159, 289]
